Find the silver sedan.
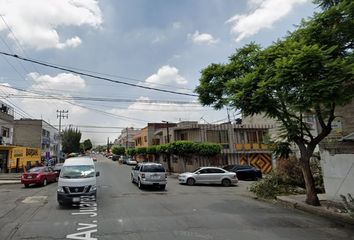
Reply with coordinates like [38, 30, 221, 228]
[178, 167, 238, 187]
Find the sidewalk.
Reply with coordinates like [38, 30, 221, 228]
[0, 173, 21, 185]
[276, 194, 354, 225]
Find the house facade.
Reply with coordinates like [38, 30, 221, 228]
[0, 102, 14, 173]
[154, 121, 273, 173]
[318, 101, 354, 200]
[116, 127, 140, 149]
[13, 119, 59, 161]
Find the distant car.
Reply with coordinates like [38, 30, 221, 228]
[223, 165, 262, 181]
[126, 159, 137, 165]
[120, 155, 129, 164]
[21, 167, 58, 187]
[178, 167, 237, 187]
[53, 163, 64, 175]
[131, 163, 167, 190]
[112, 155, 120, 161]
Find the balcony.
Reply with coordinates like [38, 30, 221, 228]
[235, 143, 269, 151]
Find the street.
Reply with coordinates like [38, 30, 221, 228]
[0, 155, 353, 240]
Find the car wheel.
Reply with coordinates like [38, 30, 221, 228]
[42, 178, 48, 186]
[160, 185, 166, 190]
[186, 178, 195, 186]
[24, 184, 29, 188]
[138, 179, 144, 189]
[222, 179, 231, 187]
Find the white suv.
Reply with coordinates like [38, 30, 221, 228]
[131, 163, 167, 190]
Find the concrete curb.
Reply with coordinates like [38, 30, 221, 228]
[276, 195, 354, 226]
[0, 180, 21, 186]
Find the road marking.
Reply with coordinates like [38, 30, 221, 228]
[21, 196, 47, 203]
[67, 196, 98, 240]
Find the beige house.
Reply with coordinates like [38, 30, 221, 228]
[154, 121, 274, 173]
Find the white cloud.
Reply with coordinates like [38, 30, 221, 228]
[172, 22, 182, 29]
[144, 65, 187, 88]
[152, 35, 166, 44]
[27, 72, 86, 91]
[188, 31, 219, 45]
[226, 0, 307, 42]
[0, 0, 102, 50]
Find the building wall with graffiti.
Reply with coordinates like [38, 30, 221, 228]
[0, 146, 42, 172]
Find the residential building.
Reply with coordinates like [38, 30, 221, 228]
[13, 119, 59, 160]
[134, 123, 176, 148]
[116, 127, 140, 149]
[318, 101, 354, 200]
[154, 121, 273, 173]
[0, 101, 14, 145]
[0, 102, 14, 173]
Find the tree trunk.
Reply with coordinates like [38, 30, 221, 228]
[300, 154, 320, 206]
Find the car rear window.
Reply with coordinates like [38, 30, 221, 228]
[29, 167, 44, 173]
[141, 165, 165, 172]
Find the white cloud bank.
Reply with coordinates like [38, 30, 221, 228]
[28, 72, 86, 91]
[145, 65, 187, 88]
[226, 0, 307, 42]
[188, 31, 219, 45]
[0, 0, 102, 50]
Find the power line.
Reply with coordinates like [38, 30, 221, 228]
[0, 51, 198, 97]
[5, 94, 200, 105]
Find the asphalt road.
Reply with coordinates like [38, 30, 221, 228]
[0, 154, 353, 240]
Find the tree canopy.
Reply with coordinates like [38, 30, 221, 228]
[112, 146, 125, 155]
[62, 127, 81, 154]
[82, 139, 93, 152]
[195, 0, 354, 206]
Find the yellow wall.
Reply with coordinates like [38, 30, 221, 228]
[135, 128, 149, 148]
[7, 147, 41, 169]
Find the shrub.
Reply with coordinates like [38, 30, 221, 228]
[250, 171, 294, 199]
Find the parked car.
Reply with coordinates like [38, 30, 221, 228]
[120, 155, 129, 164]
[131, 163, 167, 190]
[223, 165, 262, 181]
[53, 163, 64, 175]
[21, 166, 58, 187]
[112, 154, 120, 161]
[126, 159, 137, 165]
[178, 167, 238, 187]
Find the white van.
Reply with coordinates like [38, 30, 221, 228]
[57, 157, 100, 205]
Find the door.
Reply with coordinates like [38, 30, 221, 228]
[194, 169, 211, 184]
[132, 165, 140, 181]
[0, 150, 9, 173]
[209, 168, 227, 183]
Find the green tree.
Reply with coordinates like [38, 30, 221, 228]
[82, 139, 93, 152]
[126, 148, 136, 156]
[195, 0, 354, 206]
[62, 127, 82, 154]
[112, 146, 125, 155]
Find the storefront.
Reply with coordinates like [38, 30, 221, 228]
[0, 146, 41, 173]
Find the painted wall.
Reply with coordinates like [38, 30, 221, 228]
[320, 150, 354, 200]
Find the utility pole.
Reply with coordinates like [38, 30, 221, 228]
[162, 120, 171, 173]
[57, 110, 68, 163]
[107, 137, 110, 153]
[126, 127, 128, 149]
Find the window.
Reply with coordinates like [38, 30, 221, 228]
[144, 136, 147, 142]
[1, 127, 9, 137]
[247, 131, 258, 143]
[180, 133, 187, 140]
[210, 168, 225, 173]
[206, 130, 229, 144]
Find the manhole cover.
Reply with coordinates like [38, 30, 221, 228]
[22, 196, 47, 203]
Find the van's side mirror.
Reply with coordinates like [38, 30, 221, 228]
[96, 171, 100, 177]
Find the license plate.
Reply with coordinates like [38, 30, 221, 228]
[72, 197, 81, 203]
[151, 176, 160, 179]
[27, 176, 32, 179]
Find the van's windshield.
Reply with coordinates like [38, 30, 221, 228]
[60, 165, 95, 179]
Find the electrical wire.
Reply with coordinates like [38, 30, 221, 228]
[0, 51, 198, 97]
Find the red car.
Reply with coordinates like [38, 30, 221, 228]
[21, 167, 58, 187]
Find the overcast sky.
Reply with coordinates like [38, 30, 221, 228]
[0, 0, 316, 145]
